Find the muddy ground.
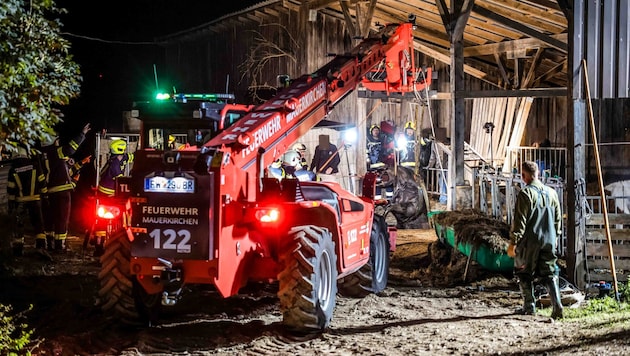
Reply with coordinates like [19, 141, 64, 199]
[1, 227, 629, 355]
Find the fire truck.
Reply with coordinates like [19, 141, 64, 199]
[99, 21, 432, 332]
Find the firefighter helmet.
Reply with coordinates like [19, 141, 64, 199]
[282, 150, 301, 167]
[292, 143, 307, 152]
[370, 124, 380, 133]
[404, 121, 416, 131]
[168, 135, 176, 144]
[110, 139, 127, 154]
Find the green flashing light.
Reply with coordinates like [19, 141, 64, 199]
[155, 93, 171, 100]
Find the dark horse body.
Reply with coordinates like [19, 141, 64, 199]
[388, 165, 429, 229]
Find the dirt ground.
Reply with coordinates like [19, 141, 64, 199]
[1, 227, 629, 356]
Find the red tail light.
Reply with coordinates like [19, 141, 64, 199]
[255, 208, 280, 223]
[96, 204, 121, 220]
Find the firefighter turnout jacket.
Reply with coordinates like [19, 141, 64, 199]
[41, 131, 87, 194]
[7, 152, 48, 206]
[98, 153, 133, 196]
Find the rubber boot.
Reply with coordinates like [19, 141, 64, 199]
[93, 242, 105, 257]
[46, 234, 55, 251]
[545, 276, 564, 319]
[517, 280, 536, 315]
[12, 239, 24, 257]
[54, 239, 67, 253]
[35, 239, 47, 249]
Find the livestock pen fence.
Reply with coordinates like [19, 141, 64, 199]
[583, 194, 630, 283]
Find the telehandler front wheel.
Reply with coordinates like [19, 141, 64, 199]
[98, 229, 160, 326]
[278, 225, 338, 333]
[337, 215, 390, 297]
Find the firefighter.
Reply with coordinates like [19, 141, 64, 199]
[291, 142, 309, 170]
[168, 135, 186, 150]
[268, 150, 316, 182]
[40, 123, 91, 251]
[398, 121, 418, 168]
[367, 124, 385, 169]
[98, 139, 133, 197]
[7, 144, 48, 254]
[268, 159, 284, 180]
[283, 150, 316, 181]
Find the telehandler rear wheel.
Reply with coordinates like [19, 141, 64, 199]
[98, 229, 160, 326]
[278, 225, 338, 333]
[337, 215, 390, 297]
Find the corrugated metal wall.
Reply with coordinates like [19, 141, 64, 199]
[583, 0, 630, 99]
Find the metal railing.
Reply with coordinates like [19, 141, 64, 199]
[504, 146, 568, 180]
[473, 168, 567, 256]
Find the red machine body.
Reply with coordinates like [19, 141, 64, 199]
[101, 22, 431, 332]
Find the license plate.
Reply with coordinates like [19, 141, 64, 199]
[144, 175, 195, 193]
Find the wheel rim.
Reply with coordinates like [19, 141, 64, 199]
[318, 249, 333, 311]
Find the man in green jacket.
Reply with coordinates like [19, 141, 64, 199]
[508, 160, 563, 319]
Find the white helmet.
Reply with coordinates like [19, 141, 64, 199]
[292, 143, 307, 152]
[282, 150, 301, 167]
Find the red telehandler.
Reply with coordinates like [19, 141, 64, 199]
[99, 20, 432, 332]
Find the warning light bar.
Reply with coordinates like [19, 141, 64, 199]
[155, 93, 236, 103]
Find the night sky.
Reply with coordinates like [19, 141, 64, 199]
[55, 0, 260, 134]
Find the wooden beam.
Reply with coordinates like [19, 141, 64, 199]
[494, 53, 511, 87]
[521, 47, 545, 88]
[533, 60, 567, 86]
[464, 34, 568, 57]
[414, 41, 488, 79]
[435, 0, 452, 34]
[484, 0, 567, 26]
[339, 1, 357, 36]
[307, 0, 338, 10]
[522, 0, 561, 11]
[452, 0, 475, 41]
[457, 87, 567, 98]
[472, 4, 568, 52]
[357, 0, 377, 38]
[262, 7, 280, 17]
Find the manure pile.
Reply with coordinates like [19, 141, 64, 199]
[433, 209, 510, 254]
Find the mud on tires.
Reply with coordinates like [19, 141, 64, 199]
[337, 215, 390, 297]
[98, 229, 160, 326]
[278, 225, 337, 333]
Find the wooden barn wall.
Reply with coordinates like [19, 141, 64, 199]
[160, 3, 579, 180]
[161, 7, 356, 124]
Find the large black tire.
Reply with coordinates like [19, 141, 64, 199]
[338, 215, 390, 297]
[98, 229, 160, 326]
[278, 225, 338, 332]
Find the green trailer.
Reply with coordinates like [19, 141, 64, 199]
[432, 213, 514, 273]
